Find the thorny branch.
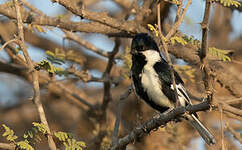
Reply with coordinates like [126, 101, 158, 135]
[13, 0, 57, 150]
[0, 0, 241, 150]
[200, 0, 214, 103]
[110, 101, 211, 150]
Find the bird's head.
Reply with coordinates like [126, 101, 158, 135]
[131, 33, 159, 55]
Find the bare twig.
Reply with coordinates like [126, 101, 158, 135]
[101, 39, 120, 114]
[200, 0, 214, 103]
[165, 0, 192, 40]
[110, 101, 211, 150]
[157, 3, 179, 106]
[64, 30, 109, 57]
[13, 1, 56, 150]
[112, 86, 132, 146]
[51, 0, 146, 33]
[90, 38, 120, 150]
[218, 102, 242, 117]
[0, 39, 18, 52]
[219, 105, 226, 150]
[0, 143, 15, 150]
[53, 81, 94, 109]
[224, 97, 242, 105]
[225, 123, 242, 143]
[20, 0, 44, 16]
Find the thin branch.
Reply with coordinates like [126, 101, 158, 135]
[110, 101, 211, 150]
[13, 1, 56, 150]
[20, 0, 44, 16]
[101, 38, 121, 114]
[112, 86, 132, 146]
[165, 0, 192, 40]
[225, 123, 242, 144]
[51, 0, 146, 33]
[219, 105, 226, 150]
[224, 97, 242, 105]
[218, 102, 242, 117]
[53, 81, 94, 109]
[157, 3, 179, 106]
[64, 30, 109, 57]
[90, 38, 120, 150]
[200, 0, 214, 103]
[0, 39, 18, 52]
[0, 143, 15, 150]
[0, 3, 127, 34]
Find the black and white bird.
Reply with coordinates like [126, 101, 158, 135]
[130, 33, 216, 145]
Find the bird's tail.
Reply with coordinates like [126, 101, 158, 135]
[186, 114, 216, 145]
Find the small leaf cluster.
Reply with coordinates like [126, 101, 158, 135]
[208, 47, 232, 62]
[35, 59, 65, 76]
[147, 24, 159, 37]
[2, 124, 18, 142]
[2, 123, 86, 150]
[46, 48, 84, 65]
[62, 139, 86, 150]
[54, 131, 86, 150]
[182, 35, 201, 48]
[216, 0, 241, 7]
[170, 36, 188, 46]
[2, 124, 34, 150]
[17, 141, 34, 150]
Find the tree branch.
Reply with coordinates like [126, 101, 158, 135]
[13, 1, 56, 150]
[110, 101, 211, 150]
[200, 0, 214, 103]
[157, 3, 179, 106]
[111, 86, 132, 146]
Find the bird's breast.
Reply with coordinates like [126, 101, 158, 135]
[141, 64, 173, 108]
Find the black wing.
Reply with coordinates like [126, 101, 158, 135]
[153, 61, 190, 105]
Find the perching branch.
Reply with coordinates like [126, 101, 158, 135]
[110, 101, 211, 150]
[13, 1, 57, 150]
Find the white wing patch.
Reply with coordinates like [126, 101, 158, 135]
[171, 83, 191, 106]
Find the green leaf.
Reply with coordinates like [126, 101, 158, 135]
[147, 24, 159, 37]
[208, 47, 232, 62]
[32, 122, 48, 134]
[216, 0, 241, 7]
[54, 131, 69, 142]
[17, 141, 34, 150]
[46, 50, 55, 57]
[2, 124, 18, 142]
[170, 36, 188, 46]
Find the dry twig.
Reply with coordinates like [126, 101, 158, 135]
[112, 86, 132, 146]
[13, 0, 56, 150]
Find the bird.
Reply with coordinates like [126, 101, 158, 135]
[130, 33, 216, 145]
